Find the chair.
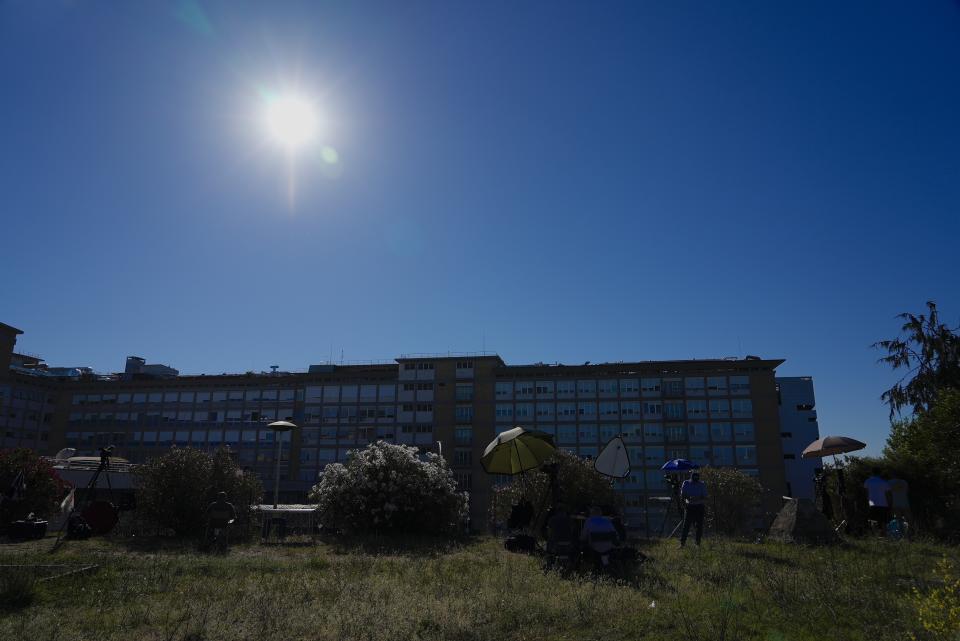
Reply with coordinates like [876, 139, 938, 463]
[585, 530, 618, 567]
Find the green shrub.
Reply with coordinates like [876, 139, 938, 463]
[309, 441, 468, 535]
[135, 447, 263, 537]
[0, 567, 37, 612]
[910, 556, 960, 641]
[0, 448, 70, 525]
[489, 449, 622, 526]
[698, 466, 763, 536]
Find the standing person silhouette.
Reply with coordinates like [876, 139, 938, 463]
[680, 472, 707, 547]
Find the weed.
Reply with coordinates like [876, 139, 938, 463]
[0, 536, 954, 640]
[0, 567, 38, 612]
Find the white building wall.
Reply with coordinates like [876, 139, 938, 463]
[776, 376, 822, 500]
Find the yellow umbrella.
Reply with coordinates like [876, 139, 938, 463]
[481, 427, 556, 475]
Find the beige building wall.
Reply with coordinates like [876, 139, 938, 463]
[0, 323, 23, 379]
[2, 321, 791, 533]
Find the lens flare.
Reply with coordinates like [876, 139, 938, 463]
[320, 146, 339, 164]
[265, 96, 319, 150]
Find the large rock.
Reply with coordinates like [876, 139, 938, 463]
[768, 498, 841, 545]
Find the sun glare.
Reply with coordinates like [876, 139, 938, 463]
[265, 95, 319, 150]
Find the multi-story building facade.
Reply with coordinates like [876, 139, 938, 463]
[1, 323, 59, 453]
[776, 376, 822, 500]
[1, 322, 792, 533]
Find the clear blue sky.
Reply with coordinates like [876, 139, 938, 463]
[2, 1, 959, 456]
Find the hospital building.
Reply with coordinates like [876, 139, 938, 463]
[0, 321, 820, 532]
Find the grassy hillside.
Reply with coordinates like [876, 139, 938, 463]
[0, 535, 954, 641]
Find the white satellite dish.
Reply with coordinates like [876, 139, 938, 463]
[594, 436, 630, 478]
[54, 448, 76, 461]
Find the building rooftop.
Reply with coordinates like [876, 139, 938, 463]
[0, 322, 24, 336]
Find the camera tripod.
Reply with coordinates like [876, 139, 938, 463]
[658, 474, 687, 538]
[51, 446, 116, 550]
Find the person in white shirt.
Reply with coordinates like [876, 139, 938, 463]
[863, 469, 891, 532]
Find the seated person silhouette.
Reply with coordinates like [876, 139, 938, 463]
[206, 491, 236, 538]
[546, 503, 576, 557]
[508, 500, 534, 530]
[580, 506, 619, 566]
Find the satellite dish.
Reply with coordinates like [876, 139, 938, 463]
[594, 436, 630, 478]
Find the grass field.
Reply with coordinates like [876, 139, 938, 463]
[0, 534, 955, 641]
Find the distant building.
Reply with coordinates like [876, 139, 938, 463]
[0, 323, 59, 453]
[776, 377, 822, 500]
[123, 356, 179, 379]
[2, 321, 795, 533]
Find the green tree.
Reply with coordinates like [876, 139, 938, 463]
[489, 449, 622, 527]
[885, 389, 960, 476]
[135, 447, 263, 537]
[879, 389, 960, 537]
[873, 301, 960, 418]
[0, 448, 70, 524]
[698, 467, 763, 537]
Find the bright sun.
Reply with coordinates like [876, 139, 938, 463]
[265, 95, 319, 150]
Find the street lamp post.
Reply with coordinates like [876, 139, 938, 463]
[267, 420, 297, 509]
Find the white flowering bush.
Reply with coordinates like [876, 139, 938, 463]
[309, 441, 468, 535]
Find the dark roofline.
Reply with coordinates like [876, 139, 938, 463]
[497, 358, 786, 376]
[0, 322, 24, 336]
[395, 354, 504, 364]
[56, 363, 402, 389]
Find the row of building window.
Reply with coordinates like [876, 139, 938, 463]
[65, 424, 439, 448]
[66, 400, 752, 428]
[68, 376, 750, 408]
[64, 419, 755, 453]
[2, 430, 49, 442]
[498, 422, 756, 444]
[402, 362, 436, 370]
[67, 374, 751, 408]
[69, 410, 297, 426]
[1, 408, 51, 426]
[0, 386, 52, 405]
[71, 383, 474, 407]
[494, 399, 753, 420]
[494, 376, 750, 399]
[73, 389, 301, 406]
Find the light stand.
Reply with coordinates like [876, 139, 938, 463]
[266, 421, 297, 508]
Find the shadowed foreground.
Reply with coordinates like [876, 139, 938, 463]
[0, 535, 952, 641]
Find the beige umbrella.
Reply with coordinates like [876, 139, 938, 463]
[801, 436, 866, 460]
[802, 435, 866, 531]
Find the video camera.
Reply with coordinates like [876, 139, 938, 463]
[663, 472, 680, 492]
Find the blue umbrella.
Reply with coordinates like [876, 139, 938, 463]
[660, 458, 699, 472]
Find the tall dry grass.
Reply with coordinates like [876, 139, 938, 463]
[0, 535, 953, 641]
